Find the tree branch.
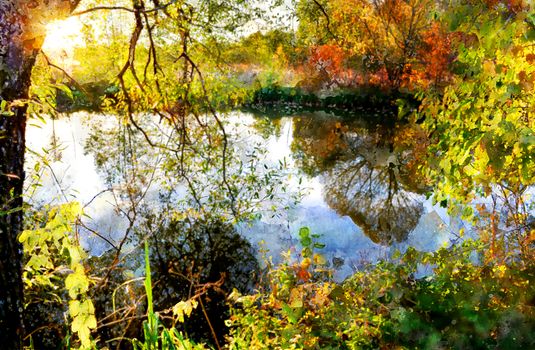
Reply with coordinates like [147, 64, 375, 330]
[71, 0, 179, 17]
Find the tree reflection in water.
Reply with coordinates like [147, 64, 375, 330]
[292, 114, 425, 244]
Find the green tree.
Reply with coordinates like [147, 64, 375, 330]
[420, 1, 534, 258]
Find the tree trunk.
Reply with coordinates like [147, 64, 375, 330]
[0, 106, 28, 350]
[0, 1, 80, 348]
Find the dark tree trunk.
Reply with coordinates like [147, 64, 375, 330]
[0, 1, 80, 348]
[1, 3, 36, 348]
[0, 108, 28, 350]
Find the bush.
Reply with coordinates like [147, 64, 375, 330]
[227, 236, 535, 349]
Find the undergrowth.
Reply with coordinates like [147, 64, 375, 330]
[22, 206, 534, 349]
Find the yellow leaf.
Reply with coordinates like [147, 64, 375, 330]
[483, 60, 496, 75]
[289, 288, 303, 308]
[173, 300, 198, 323]
[69, 300, 81, 317]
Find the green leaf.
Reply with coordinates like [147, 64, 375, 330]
[313, 242, 325, 249]
[461, 206, 474, 220]
[300, 236, 312, 247]
[298, 226, 310, 239]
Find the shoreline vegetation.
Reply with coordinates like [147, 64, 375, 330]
[56, 81, 417, 124]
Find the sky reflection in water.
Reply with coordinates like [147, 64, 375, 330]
[25, 111, 462, 280]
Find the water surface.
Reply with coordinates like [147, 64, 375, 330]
[25, 110, 462, 280]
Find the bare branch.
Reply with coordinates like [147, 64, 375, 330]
[71, 0, 179, 16]
[40, 50, 91, 98]
[312, 0, 336, 39]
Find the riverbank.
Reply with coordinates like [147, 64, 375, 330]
[57, 80, 419, 125]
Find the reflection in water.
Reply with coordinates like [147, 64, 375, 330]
[290, 115, 352, 176]
[291, 114, 425, 244]
[145, 215, 259, 344]
[323, 158, 423, 243]
[90, 214, 259, 347]
[25, 110, 454, 284]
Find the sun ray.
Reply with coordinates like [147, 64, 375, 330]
[42, 17, 84, 63]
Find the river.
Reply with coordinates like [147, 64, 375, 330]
[25, 110, 464, 280]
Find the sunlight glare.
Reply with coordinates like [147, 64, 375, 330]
[42, 17, 84, 57]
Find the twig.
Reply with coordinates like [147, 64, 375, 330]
[71, 0, 179, 17]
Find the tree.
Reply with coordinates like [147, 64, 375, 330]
[291, 117, 426, 244]
[297, 0, 436, 90]
[420, 1, 534, 260]
[1, 2, 82, 347]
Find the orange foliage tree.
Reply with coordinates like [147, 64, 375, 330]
[298, 0, 446, 91]
[413, 21, 454, 89]
[308, 44, 356, 88]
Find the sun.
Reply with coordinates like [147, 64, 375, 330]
[42, 17, 85, 56]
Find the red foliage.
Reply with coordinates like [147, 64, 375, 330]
[414, 21, 453, 89]
[368, 68, 391, 89]
[296, 266, 311, 282]
[307, 44, 373, 89]
[310, 45, 345, 76]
